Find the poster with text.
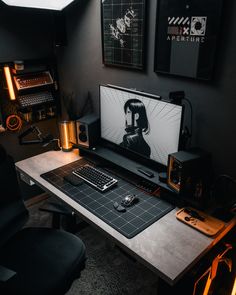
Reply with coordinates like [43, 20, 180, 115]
[154, 0, 223, 80]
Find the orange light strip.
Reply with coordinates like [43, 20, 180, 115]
[231, 277, 236, 295]
[4, 66, 16, 100]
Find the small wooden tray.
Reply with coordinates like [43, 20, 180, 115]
[176, 207, 225, 236]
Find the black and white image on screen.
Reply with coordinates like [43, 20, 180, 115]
[100, 85, 183, 166]
[120, 98, 151, 158]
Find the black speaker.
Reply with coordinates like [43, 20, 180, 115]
[76, 114, 99, 148]
[167, 148, 212, 209]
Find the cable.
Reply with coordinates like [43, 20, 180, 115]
[214, 174, 236, 185]
[6, 115, 22, 131]
[168, 91, 193, 150]
[182, 97, 193, 143]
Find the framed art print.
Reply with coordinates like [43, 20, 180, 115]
[154, 0, 223, 80]
[101, 0, 146, 70]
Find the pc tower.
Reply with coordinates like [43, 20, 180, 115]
[167, 148, 212, 209]
[76, 113, 99, 149]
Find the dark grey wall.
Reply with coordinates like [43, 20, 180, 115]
[0, 3, 59, 161]
[57, 0, 236, 179]
[0, 3, 58, 199]
[0, 3, 55, 62]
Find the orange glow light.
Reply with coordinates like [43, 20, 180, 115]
[231, 276, 236, 295]
[58, 121, 73, 152]
[4, 66, 16, 100]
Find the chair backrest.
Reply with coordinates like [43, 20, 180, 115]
[0, 144, 29, 247]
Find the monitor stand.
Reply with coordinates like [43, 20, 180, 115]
[78, 145, 174, 193]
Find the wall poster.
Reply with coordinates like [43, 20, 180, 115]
[154, 0, 223, 80]
[101, 0, 146, 70]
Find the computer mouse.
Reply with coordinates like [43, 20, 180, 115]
[121, 194, 139, 207]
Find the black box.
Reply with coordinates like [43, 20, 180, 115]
[167, 148, 212, 209]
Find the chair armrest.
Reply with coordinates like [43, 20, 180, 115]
[38, 199, 88, 233]
[39, 201, 75, 216]
[0, 265, 16, 282]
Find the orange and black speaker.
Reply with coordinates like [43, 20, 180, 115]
[167, 148, 212, 209]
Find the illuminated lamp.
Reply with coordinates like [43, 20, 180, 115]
[4, 66, 16, 101]
[58, 121, 76, 152]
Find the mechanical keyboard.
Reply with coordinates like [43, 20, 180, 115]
[18, 91, 54, 108]
[14, 71, 53, 90]
[72, 164, 118, 192]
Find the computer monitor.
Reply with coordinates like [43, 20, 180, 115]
[99, 84, 183, 168]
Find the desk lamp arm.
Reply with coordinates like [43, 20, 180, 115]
[18, 125, 44, 145]
[18, 125, 57, 148]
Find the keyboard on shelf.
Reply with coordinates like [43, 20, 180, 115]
[14, 71, 53, 90]
[72, 164, 118, 192]
[18, 91, 54, 108]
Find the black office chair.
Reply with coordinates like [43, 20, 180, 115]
[0, 144, 86, 295]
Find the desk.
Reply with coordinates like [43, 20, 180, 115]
[15, 150, 236, 286]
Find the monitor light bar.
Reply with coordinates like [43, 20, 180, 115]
[1, 0, 75, 10]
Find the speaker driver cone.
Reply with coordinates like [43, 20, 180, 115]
[79, 133, 87, 142]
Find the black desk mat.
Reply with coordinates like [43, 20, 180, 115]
[41, 159, 174, 239]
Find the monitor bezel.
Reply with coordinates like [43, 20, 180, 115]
[99, 84, 184, 172]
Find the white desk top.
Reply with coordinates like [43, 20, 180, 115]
[15, 150, 236, 285]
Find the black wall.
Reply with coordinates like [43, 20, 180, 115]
[0, 3, 54, 62]
[57, 0, 236, 179]
[0, 3, 59, 198]
[0, 3, 59, 161]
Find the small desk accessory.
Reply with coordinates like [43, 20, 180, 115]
[176, 207, 225, 236]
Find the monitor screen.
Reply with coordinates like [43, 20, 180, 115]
[100, 85, 183, 167]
